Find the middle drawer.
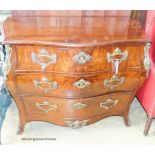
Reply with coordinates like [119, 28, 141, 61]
[15, 71, 143, 98]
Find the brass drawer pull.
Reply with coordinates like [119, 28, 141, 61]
[104, 75, 125, 90]
[106, 48, 128, 74]
[73, 102, 86, 110]
[35, 101, 57, 113]
[73, 52, 92, 64]
[100, 99, 118, 110]
[65, 120, 89, 129]
[33, 77, 58, 93]
[74, 79, 91, 89]
[31, 49, 57, 71]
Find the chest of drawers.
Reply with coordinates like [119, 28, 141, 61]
[2, 11, 150, 132]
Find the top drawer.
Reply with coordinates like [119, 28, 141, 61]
[14, 45, 144, 73]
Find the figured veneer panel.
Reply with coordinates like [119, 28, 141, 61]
[15, 71, 143, 98]
[15, 45, 144, 73]
[22, 92, 132, 118]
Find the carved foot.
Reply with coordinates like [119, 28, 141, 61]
[124, 119, 131, 127]
[17, 119, 26, 135]
[144, 117, 153, 136]
[123, 113, 131, 127]
[17, 126, 24, 135]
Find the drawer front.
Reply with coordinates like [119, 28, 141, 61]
[22, 92, 132, 118]
[15, 45, 144, 73]
[16, 71, 142, 98]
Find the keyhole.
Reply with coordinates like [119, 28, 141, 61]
[112, 59, 120, 74]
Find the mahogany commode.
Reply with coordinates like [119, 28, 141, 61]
[2, 11, 150, 132]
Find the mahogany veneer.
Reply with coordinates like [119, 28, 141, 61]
[2, 11, 149, 132]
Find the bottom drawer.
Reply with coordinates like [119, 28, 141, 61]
[22, 92, 132, 118]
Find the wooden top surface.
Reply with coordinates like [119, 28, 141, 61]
[3, 16, 148, 47]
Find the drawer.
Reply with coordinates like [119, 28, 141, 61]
[15, 45, 144, 73]
[22, 92, 132, 118]
[15, 71, 143, 98]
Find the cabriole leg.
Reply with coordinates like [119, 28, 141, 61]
[17, 119, 25, 135]
[123, 111, 131, 127]
[144, 116, 153, 136]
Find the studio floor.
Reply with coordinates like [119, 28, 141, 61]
[1, 98, 155, 145]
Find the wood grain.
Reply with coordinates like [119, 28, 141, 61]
[3, 16, 148, 46]
[15, 71, 145, 98]
[3, 11, 148, 132]
[22, 92, 132, 118]
[14, 45, 145, 73]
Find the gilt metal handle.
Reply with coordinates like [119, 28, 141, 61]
[74, 79, 91, 89]
[65, 120, 89, 129]
[31, 49, 57, 71]
[106, 48, 128, 74]
[35, 101, 57, 113]
[104, 75, 125, 90]
[73, 52, 92, 64]
[100, 98, 118, 110]
[33, 77, 58, 93]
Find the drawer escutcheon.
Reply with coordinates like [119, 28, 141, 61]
[65, 120, 89, 129]
[73, 102, 86, 110]
[104, 75, 125, 90]
[35, 101, 57, 113]
[33, 77, 58, 93]
[31, 49, 57, 71]
[74, 79, 91, 89]
[100, 98, 118, 110]
[73, 52, 92, 64]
